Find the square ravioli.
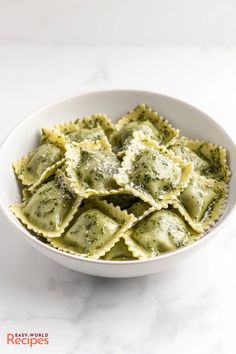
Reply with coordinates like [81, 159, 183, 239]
[114, 133, 193, 208]
[79, 113, 115, 141]
[13, 128, 66, 191]
[48, 199, 136, 259]
[123, 209, 201, 259]
[65, 137, 123, 197]
[170, 138, 231, 182]
[173, 174, 228, 233]
[10, 169, 82, 238]
[111, 104, 179, 154]
[55, 113, 115, 144]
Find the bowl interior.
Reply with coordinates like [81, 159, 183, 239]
[1, 90, 236, 248]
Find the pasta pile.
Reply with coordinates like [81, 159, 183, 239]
[11, 104, 231, 260]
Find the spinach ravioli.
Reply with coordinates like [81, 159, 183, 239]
[48, 200, 136, 259]
[114, 134, 193, 208]
[13, 128, 66, 191]
[173, 174, 228, 233]
[65, 138, 122, 197]
[10, 169, 82, 237]
[55, 113, 114, 144]
[111, 104, 179, 154]
[123, 209, 198, 259]
[11, 103, 231, 261]
[171, 138, 231, 182]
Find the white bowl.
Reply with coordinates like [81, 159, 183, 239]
[0, 90, 235, 278]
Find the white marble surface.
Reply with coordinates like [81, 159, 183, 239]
[1, 0, 236, 46]
[1, 45, 236, 354]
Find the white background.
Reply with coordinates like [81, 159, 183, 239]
[1, 1, 236, 354]
[1, 0, 236, 46]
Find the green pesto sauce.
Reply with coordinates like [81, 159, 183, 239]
[26, 143, 63, 179]
[114, 120, 158, 152]
[136, 110, 173, 143]
[172, 145, 210, 174]
[196, 143, 225, 180]
[180, 178, 217, 222]
[63, 209, 119, 254]
[127, 200, 151, 218]
[77, 150, 120, 190]
[172, 143, 225, 181]
[82, 116, 114, 138]
[23, 180, 75, 231]
[132, 210, 189, 255]
[67, 126, 106, 143]
[131, 149, 181, 198]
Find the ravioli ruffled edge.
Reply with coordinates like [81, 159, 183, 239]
[13, 128, 66, 191]
[114, 133, 193, 209]
[10, 169, 82, 238]
[65, 137, 125, 198]
[123, 208, 202, 259]
[47, 199, 136, 259]
[173, 174, 229, 233]
[55, 113, 115, 142]
[171, 138, 231, 183]
[111, 103, 179, 152]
